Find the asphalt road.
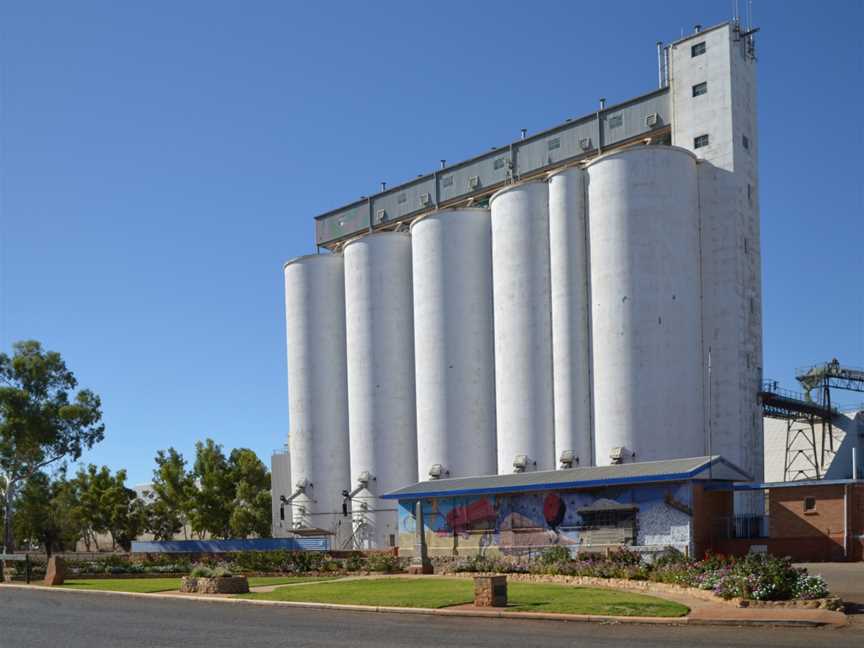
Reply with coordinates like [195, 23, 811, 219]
[1, 588, 861, 648]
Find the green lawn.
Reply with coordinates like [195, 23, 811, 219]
[62, 575, 336, 594]
[238, 578, 689, 617]
[63, 578, 184, 593]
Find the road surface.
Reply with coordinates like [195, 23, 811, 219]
[1, 588, 860, 648]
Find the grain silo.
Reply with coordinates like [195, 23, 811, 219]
[344, 232, 417, 549]
[490, 181, 555, 473]
[548, 167, 593, 469]
[411, 209, 497, 480]
[587, 146, 705, 466]
[283, 255, 351, 544]
[286, 21, 767, 537]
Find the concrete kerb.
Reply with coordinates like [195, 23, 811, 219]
[0, 583, 846, 628]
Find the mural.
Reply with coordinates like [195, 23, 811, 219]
[398, 482, 694, 557]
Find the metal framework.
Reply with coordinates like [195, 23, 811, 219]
[796, 361, 864, 466]
[758, 382, 836, 481]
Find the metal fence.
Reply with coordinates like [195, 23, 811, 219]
[716, 515, 770, 540]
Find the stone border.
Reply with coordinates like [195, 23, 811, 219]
[448, 572, 843, 610]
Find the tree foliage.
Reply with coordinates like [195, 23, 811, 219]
[146, 448, 194, 540]
[228, 448, 271, 538]
[13, 468, 84, 556]
[151, 441, 273, 540]
[0, 340, 104, 551]
[74, 464, 144, 551]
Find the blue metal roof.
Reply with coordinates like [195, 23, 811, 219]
[733, 478, 864, 491]
[383, 455, 751, 500]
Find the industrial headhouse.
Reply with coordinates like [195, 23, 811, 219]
[278, 21, 763, 550]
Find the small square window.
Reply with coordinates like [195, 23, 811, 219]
[548, 137, 561, 150]
[804, 497, 816, 512]
[692, 41, 706, 57]
[442, 176, 453, 187]
[694, 134, 710, 149]
[608, 113, 623, 129]
[692, 82, 708, 97]
[397, 193, 407, 204]
[742, 135, 750, 150]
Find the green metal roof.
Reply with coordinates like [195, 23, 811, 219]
[383, 455, 750, 500]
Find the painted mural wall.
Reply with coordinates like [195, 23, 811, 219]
[398, 482, 694, 557]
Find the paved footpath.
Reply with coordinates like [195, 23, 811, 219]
[1, 587, 862, 648]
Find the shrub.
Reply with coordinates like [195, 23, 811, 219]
[537, 545, 571, 566]
[793, 572, 829, 600]
[606, 547, 643, 566]
[366, 553, 405, 573]
[190, 565, 214, 578]
[344, 554, 367, 572]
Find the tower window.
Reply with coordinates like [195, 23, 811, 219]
[691, 42, 706, 57]
[694, 134, 710, 149]
[692, 82, 708, 97]
[742, 135, 750, 150]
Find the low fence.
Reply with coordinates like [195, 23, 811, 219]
[0, 554, 33, 583]
[130, 537, 330, 554]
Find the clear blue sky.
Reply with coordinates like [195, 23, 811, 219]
[1, 1, 862, 485]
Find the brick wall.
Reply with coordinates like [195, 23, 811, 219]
[771, 484, 845, 538]
[713, 483, 864, 562]
[692, 483, 733, 559]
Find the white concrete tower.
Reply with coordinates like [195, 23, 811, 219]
[669, 22, 764, 506]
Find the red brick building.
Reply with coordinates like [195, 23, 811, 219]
[713, 480, 864, 561]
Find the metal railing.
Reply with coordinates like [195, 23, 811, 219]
[716, 515, 769, 540]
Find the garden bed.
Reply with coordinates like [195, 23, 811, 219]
[442, 547, 840, 608]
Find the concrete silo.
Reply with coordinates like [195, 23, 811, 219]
[283, 254, 351, 544]
[411, 209, 497, 481]
[587, 146, 705, 466]
[548, 167, 594, 469]
[344, 232, 417, 548]
[490, 181, 555, 473]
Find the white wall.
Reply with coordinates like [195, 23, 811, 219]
[764, 410, 864, 482]
[670, 23, 763, 508]
[270, 450, 293, 538]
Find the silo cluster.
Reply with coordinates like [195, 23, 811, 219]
[284, 144, 715, 548]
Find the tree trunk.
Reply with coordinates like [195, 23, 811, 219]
[3, 482, 16, 554]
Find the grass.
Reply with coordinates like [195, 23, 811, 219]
[238, 578, 689, 617]
[61, 575, 337, 594]
[63, 578, 184, 593]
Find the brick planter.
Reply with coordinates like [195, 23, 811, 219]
[180, 576, 249, 594]
[474, 576, 507, 607]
